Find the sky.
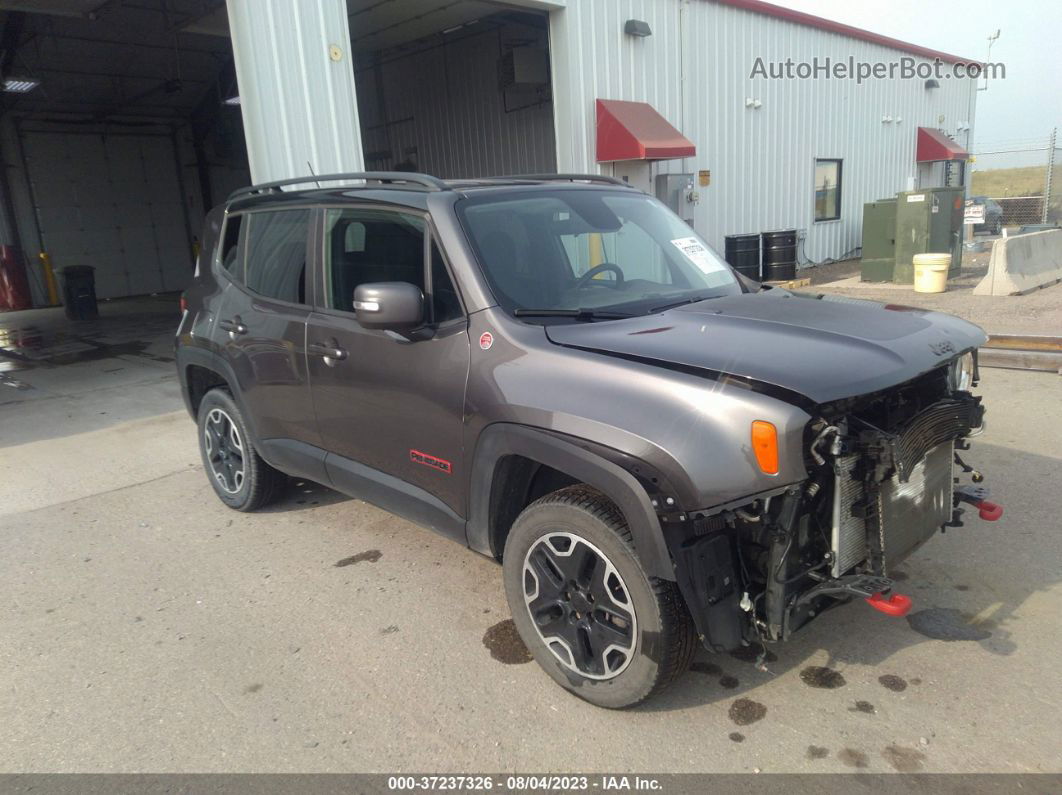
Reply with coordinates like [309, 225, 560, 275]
[771, 0, 1062, 149]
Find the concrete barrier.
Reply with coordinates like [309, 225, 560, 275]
[973, 229, 1062, 296]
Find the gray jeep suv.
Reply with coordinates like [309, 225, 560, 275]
[176, 172, 998, 708]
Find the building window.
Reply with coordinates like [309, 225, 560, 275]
[814, 159, 842, 221]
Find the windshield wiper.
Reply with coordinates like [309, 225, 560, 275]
[649, 294, 718, 313]
[513, 308, 633, 321]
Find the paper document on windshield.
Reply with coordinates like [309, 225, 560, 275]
[670, 237, 723, 274]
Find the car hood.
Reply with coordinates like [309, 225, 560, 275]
[544, 290, 988, 405]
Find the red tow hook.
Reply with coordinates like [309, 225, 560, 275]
[865, 592, 913, 617]
[974, 500, 1003, 521]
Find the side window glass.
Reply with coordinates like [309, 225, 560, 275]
[243, 209, 310, 304]
[431, 242, 462, 323]
[324, 209, 425, 312]
[219, 215, 244, 277]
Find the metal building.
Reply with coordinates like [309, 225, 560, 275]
[0, 0, 976, 306]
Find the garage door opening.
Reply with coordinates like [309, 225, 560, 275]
[350, 5, 557, 178]
[0, 2, 245, 304]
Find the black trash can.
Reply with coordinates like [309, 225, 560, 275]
[761, 229, 797, 281]
[60, 265, 99, 321]
[724, 233, 761, 280]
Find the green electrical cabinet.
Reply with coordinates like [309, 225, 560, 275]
[860, 198, 897, 281]
[893, 187, 964, 284]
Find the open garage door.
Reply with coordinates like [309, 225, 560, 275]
[19, 125, 193, 300]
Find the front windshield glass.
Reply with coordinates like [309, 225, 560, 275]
[457, 189, 740, 317]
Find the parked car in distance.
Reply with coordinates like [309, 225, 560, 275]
[176, 172, 999, 708]
[970, 195, 1003, 235]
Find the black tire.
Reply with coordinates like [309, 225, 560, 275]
[502, 485, 696, 709]
[196, 388, 285, 511]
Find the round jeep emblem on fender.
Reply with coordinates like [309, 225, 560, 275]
[479, 332, 493, 350]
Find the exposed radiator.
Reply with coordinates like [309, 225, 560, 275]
[831, 442, 954, 577]
[831, 453, 867, 577]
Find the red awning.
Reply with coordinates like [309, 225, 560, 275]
[916, 127, 969, 162]
[596, 99, 696, 162]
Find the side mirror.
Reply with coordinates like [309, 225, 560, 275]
[353, 282, 424, 331]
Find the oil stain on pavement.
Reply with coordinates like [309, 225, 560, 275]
[799, 666, 846, 689]
[482, 619, 532, 664]
[878, 674, 908, 692]
[334, 550, 382, 567]
[883, 745, 926, 772]
[850, 700, 876, 714]
[838, 748, 869, 768]
[907, 607, 992, 641]
[806, 746, 829, 760]
[728, 698, 767, 725]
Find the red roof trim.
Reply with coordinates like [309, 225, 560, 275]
[715, 0, 975, 65]
[916, 126, 969, 162]
[596, 99, 696, 162]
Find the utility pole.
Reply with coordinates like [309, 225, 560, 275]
[977, 30, 1000, 93]
[1044, 127, 1056, 225]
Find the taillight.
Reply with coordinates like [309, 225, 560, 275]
[179, 295, 188, 313]
[751, 420, 779, 475]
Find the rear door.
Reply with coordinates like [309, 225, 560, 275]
[306, 206, 470, 529]
[215, 207, 325, 479]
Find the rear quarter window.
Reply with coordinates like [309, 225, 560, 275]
[243, 209, 311, 304]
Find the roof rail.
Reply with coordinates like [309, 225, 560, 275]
[227, 171, 450, 202]
[510, 173, 636, 188]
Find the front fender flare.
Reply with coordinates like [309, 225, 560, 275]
[466, 423, 674, 580]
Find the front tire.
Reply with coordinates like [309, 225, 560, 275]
[502, 486, 696, 708]
[197, 388, 284, 511]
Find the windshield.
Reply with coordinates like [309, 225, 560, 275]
[457, 189, 740, 318]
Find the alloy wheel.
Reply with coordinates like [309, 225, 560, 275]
[522, 532, 637, 680]
[203, 407, 245, 494]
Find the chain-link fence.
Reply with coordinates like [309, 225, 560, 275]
[970, 128, 1059, 229]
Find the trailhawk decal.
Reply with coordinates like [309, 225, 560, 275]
[410, 449, 452, 474]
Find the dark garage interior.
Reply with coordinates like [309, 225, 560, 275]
[0, 0, 554, 309]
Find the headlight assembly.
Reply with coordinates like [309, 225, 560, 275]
[949, 351, 975, 392]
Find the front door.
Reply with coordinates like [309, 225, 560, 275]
[306, 206, 470, 536]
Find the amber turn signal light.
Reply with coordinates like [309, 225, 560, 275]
[751, 420, 779, 475]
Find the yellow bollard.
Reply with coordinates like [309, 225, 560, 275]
[38, 251, 60, 306]
[588, 233, 605, 278]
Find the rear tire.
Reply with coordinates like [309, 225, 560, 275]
[502, 485, 696, 708]
[197, 388, 285, 511]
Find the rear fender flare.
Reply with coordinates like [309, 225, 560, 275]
[177, 347, 261, 443]
[466, 423, 674, 580]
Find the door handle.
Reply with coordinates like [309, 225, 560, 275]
[219, 316, 247, 335]
[309, 339, 348, 362]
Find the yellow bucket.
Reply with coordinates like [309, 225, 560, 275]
[913, 253, 951, 293]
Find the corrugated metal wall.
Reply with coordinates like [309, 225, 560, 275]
[550, 0, 977, 262]
[354, 19, 556, 178]
[227, 0, 364, 183]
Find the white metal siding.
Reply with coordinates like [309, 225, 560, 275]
[550, 0, 977, 262]
[355, 21, 556, 178]
[227, 0, 364, 183]
[20, 129, 192, 300]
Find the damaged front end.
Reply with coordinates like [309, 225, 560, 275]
[664, 358, 999, 656]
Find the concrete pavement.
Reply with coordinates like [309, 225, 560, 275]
[1, 301, 1060, 773]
